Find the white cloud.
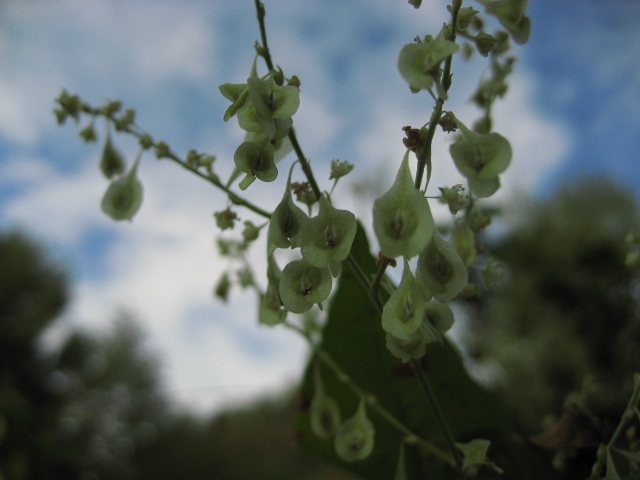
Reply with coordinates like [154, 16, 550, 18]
[1, 0, 573, 418]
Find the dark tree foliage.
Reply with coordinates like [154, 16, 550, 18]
[0, 230, 363, 480]
[0, 231, 73, 479]
[464, 177, 640, 476]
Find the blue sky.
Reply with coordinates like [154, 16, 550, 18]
[0, 0, 637, 414]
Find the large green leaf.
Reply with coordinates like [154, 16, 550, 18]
[295, 224, 560, 480]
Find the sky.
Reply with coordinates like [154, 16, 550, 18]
[1, 0, 638, 415]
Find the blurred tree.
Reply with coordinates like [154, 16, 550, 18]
[0, 231, 73, 479]
[464, 177, 640, 475]
[0, 230, 362, 480]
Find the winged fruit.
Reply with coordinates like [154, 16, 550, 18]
[373, 151, 435, 259]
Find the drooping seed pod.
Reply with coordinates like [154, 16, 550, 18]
[373, 151, 435, 259]
[233, 134, 277, 190]
[301, 196, 357, 268]
[279, 259, 332, 314]
[334, 397, 375, 462]
[310, 364, 341, 439]
[99, 128, 126, 179]
[381, 259, 425, 340]
[449, 114, 512, 182]
[416, 232, 468, 301]
[423, 300, 455, 342]
[100, 152, 143, 221]
[268, 164, 309, 251]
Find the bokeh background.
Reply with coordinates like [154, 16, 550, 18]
[1, 0, 640, 478]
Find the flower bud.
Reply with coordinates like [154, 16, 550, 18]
[334, 397, 375, 462]
[213, 208, 238, 231]
[241, 221, 260, 244]
[439, 184, 469, 215]
[416, 232, 468, 301]
[279, 259, 332, 314]
[381, 259, 425, 340]
[482, 257, 506, 288]
[214, 272, 231, 302]
[99, 129, 126, 179]
[100, 153, 143, 221]
[310, 365, 342, 439]
[329, 159, 355, 181]
[301, 196, 357, 268]
[373, 151, 435, 259]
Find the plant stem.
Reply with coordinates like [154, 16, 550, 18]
[316, 347, 456, 467]
[413, 0, 462, 191]
[411, 359, 464, 470]
[369, 264, 388, 303]
[255, 0, 462, 473]
[105, 115, 273, 219]
[589, 373, 640, 479]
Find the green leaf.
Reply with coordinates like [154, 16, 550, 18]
[295, 225, 563, 480]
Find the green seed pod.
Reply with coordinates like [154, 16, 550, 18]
[373, 151, 435, 259]
[100, 153, 143, 221]
[476, 0, 530, 45]
[218, 83, 249, 122]
[268, 164, 309, 251]
[468, 176, 500, 198]
[214, 272, 231, 302]
[99, 129, 126, 179]
[310, 365, 342, 439]
[397, 27, 459, 92]
[259, 283, 286, 326]
[452, 220, 476, 267]
[233, 134, 277, 190]
[246, 76, 300, 139]
[334, 397, 375, 462]
[279, 259, 332, 314]
[385, 324, 437, 363]
[424, 300, 454, 340]
[259, 255, 286, 325]
[416, 232, 468, 301]
[449, 114, 512, 181]
[381, 259, 425, 340]
[301, 196, 357, 268]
